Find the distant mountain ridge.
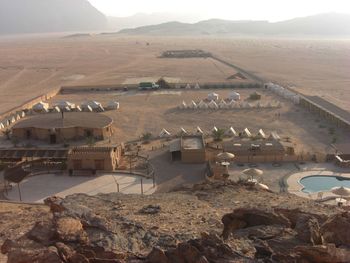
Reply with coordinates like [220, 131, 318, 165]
[118, 13, 350, 36]
[0, 0, 107, 34]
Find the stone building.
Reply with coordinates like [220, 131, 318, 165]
[12, 112, 113, 144]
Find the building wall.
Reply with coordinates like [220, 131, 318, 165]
[181, 149, 206, 163]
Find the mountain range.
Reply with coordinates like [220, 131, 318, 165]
[0, 0, 107, 34]
[118, 13, 350, 37]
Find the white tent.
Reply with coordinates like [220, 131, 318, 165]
[189, 101, 198, 109]
[82, 101, 102, 109]
[180, 101, 187, 110]
[243, 128, 252, 138]
[15, 114, 21, 121]
[208, 101, 219, 109]
[0, 123, 4, 130]
[257, 129, 266, 139]
[64, 106, 71, 112]
[83, 105, 93, 112]
[107, 101, 120, 110]
[185, 84, 191, 89]
[225, 127, 238, 137]
[52, 106, 61, 113]
[55, 100, 75, 110]
[218, 100, 228, 109]
[208, 92, 219, 101]
[196, 126, 204, 134]
[229, 92, 240, 101]
[20, 111, 26, 118]
[212, 126, 218, 133]
[198, 101, 208, 109]
[194, 83, 201, 89]
[33, 101, 49, 112]
[159, 128, 171, 138]
[268, 132, 281, 141]
[180, 127, 188, 135]
[95, 105, 105, 112]
[75, 105, 82, 112]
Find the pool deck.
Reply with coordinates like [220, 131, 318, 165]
[287, 168, 350, 201]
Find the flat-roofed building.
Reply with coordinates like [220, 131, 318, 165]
[170, 135, 206, 163]
[67, 145, 123, 172]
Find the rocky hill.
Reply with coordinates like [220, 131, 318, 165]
[1, 181, 350, 262]
[119, 13, 350, 37]
[0, 0, 107, 35]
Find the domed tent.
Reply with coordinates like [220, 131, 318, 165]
[107, 101, 120, 110]
[229, 92, 240, 101]
[33, 102, 49, 113]
[208, 92, 219, 101]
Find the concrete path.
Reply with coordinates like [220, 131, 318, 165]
[6, 173, 156, 203]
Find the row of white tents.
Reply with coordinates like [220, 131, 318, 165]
[265, 83, 300, 104]
[0, 111, 26, 130]
[179, 100, 282, 110]
[207, 92, 240, 102]
[32, 100, 120, 113]
[158, 127, 281, 140]
[185, 83, 201, 90]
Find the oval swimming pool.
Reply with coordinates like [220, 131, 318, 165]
[300, 176, 350, 193]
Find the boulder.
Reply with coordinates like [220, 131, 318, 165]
[321, 212, 350, 246]
[27, 221, 55, 246]
[222, 208, 290, 240]
[295, 244, 350, 263]
[295, 214, 323, 245]
[55, 217, 88, 243]
[139, 205, 161, 215]
[7, 246, 62, 263]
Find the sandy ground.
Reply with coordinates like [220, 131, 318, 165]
[44, 88, 350, 155]
[0, 35, 349, 115]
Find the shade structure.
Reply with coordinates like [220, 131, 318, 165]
[243, 168, 263, 178]
[331, 186, 350, 197]
[335, 198, 347, 204]
[217, 152, 235, 160]
[159, 128, 171, 138]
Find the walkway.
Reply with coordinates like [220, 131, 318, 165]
[6, 173, 155, 203]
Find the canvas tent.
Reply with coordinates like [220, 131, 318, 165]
[268, 132, 281, 141]
[33, 102, 49, 112]
[0, 123, 5, 130]
[180, 127, 188, 135]
[189, 101, 198, 109]
[107, 101, 120, 110]
[208, 101, 219, 109]
[257, 129, 266, 139]
[194, 83, 201, 89]
[208, 93, 219, 101]
[229, 92, 240, 101]
[198, 101, 208, 109]
[243, 128, 252, 138]
[225, 127, 238, 137]
[55, 101, 75, 110]
[180, 101, 187, 109]
[185, 84, 191, 89]
[218, 100, 228, 109]
[52, 106, 61, 113]
[212, 126, 218, 133]
[196, 126, 204, 134]
[159, 129, 171, 138]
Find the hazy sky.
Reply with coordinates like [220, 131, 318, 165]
[89, 0, 350, 21]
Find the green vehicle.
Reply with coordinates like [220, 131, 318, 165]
[138, 82, 160, 90]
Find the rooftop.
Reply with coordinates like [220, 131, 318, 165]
[12, 112, 112, 130]
[182, 136, 204, 150]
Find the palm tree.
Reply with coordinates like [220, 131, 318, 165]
[212, 128, 225, 141]
[141, 132, 152, 144]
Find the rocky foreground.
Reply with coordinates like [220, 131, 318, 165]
[1, 181, 350, 262]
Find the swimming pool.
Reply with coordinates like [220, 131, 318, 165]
[300, 176, 350, 193]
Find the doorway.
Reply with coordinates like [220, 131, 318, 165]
[50, 134, 57, 144]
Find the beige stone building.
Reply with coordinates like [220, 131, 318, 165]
[12, 112, 113, 144]
[170, 135, 206, 163]
[67, 146, 123, 172]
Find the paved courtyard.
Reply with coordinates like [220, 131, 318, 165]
[6, 173, 155, 203]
